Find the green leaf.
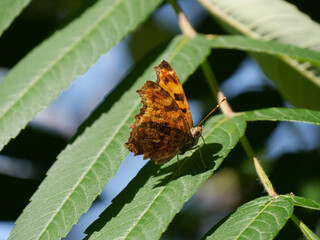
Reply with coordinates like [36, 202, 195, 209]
[198, 0, 320, 111]
[0, 0, 163, 152]
[238, 107, 320, 126]
[291, 196, 320, 210]
[9, 35, 212, 240]
[204, 196, 294, 240]
[84, 115, 246, 239]
[210, 36, 320, 67]
[0, 0, 31, 37]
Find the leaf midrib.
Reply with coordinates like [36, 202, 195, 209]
[235, 198, 275, 239]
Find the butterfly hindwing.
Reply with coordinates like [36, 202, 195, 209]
[124, 81, 190, 163]
[125, 122, 185, 163]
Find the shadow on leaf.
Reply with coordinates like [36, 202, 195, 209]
[153, 143, 222, 187]
[84, 143, 222, 238]
[84, 161, 162, 238]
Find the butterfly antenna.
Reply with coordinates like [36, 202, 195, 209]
[198, 97, 226, 126]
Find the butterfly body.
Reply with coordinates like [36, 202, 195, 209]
[179, 125, 202, 154]
[124, 60, 202, 164]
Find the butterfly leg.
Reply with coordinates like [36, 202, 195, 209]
[176, 154, 181, 176]
[197, 145, 207, 168]
[200, 135, 208, 147]
[191, 144, 207, 168]
[200, 135, 213, 152]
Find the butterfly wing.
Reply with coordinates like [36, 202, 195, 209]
[124, 81, 190, 164]
[154, 60, 193, 129]
[125, 121, 185, 164]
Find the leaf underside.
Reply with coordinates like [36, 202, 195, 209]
[205, 195, 294, 240]
[292, 196, 320, 210]
[198, 0, 320, 110]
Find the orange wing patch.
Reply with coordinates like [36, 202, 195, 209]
[154, 60, 193, 129]
[129, 81, 190, 134]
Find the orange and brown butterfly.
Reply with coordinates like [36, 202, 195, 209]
[124, 60, 223, 169]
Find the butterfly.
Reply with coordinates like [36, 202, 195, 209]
[124, 60, 224, 171]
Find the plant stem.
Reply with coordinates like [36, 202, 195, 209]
[168, 0, 277, 197]
[167, 0, 197, 37]
[200, 61, 219, 99]
[240, 137, 277, 197]
[291, 214, 320, 240]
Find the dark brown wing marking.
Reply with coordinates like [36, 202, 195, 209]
[129, 81, 190, 133]
[125, 122, 185, 163]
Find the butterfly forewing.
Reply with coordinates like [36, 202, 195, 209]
[132, 81, 189, 133]
[154, 61, 193, 129]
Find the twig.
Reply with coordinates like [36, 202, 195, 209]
[167, 0, 197, 37]
[168, 0, 277, 197]
[291, 214, 320, 240]
[240, 137, 277, 196]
